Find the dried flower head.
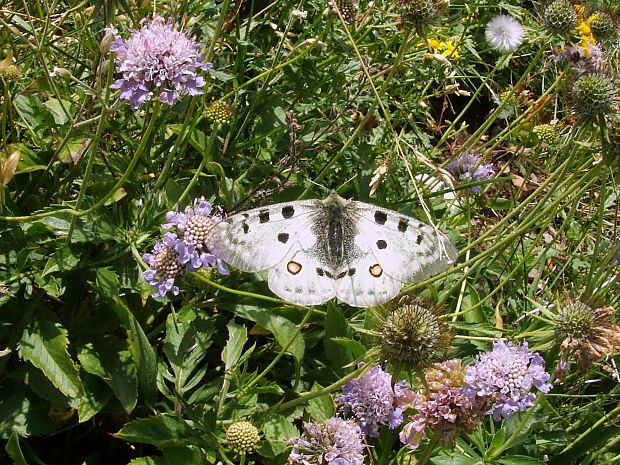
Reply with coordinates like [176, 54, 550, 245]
[554, 300, 620, 377]
[0, 54, 21, 80]
[463, 340, 552, 420]
[226, 421, 260, 455]
[485, 14, 524, 53]
[375, 298, 451, 371]
[446, 152, 495, 193]
[399, 360, 484, 450]
[289, 418, 365, 465]
[337, 365, 405, 437]
[399, 0, 437, 27]
[110, 16, 211, 109]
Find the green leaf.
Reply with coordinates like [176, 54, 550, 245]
[94, 268, 157, 402]
[77, 373, 113, 423]
[43, 97, 72, 125]
[222, 319, 247, 370]
[115, 414, 204, 448]
[497, 456, 547, 465]
[162, 446, 203, 465]
[236, 306, 304, 362]
[78, 336, 138, 413]
[41, 246, 80, 277]
[306, 382, 335, 422]
[485, 427, 506, 460]
[324, 306, 353, 370]
[127, 457, 169, 465]
[462, 283, 485, 324]
[430, 455, 483, 465]
[5, 433, 28, 465]
[18, 318, 83, 400]
[258, 414, 299, 457]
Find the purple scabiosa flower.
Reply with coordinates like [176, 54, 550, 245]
[336, 365, 405, 437]
[446, 152, 495, 193]
[289, 418, 365, 465]
[163, 198, 229, 275]
[464, 340, 552, 420]
[398, 360, 483, 450]
[110, 16, 211, 109]
[142, 232, 201, 297]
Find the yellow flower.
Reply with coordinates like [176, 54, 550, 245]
[574, 4, 597, 58]
[428, 38, 441, 50]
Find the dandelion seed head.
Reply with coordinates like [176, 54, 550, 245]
[485, 15, 524, 53]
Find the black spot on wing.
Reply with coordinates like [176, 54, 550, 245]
[259, 209, 270, 223]
[316, 268, 324, 276]
[282, 205, 295, 218]
[337, 270, 347, 279]
[374, 210, 387, 225]
[348, 268, 356, 276]
[278, 232, 289, 243]
[398, 219, 409, 232]
[377, 239, 387, 249]
[242, 222, 250, 234]
[416, 234, 423, 245]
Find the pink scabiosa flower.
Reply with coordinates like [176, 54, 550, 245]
[289, 418, 365, 465]
[446, 152, 495, 193]
[337, 365, 405, 437]
[485, 14, 524, 53]
[163, 198, 229, 275]
[110, 16, 211, 109]
[463, 340, 552, 420]
[398, 359, 483, 450]
[142, 232, 201, 298]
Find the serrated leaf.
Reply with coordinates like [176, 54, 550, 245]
[430, 455, 483, 465]
[306, 382, 335, 422]
[94, 268, 157, 402]
[18, 318, 83, 400]
[5, 433, 28, 465]
[77, 373, 112, 423]
[78, 336, 138, 413]
[41, 246, 79, 277]
[497, 456, 546, 465]
[236, 306, 304, 362]
[115, 414, 204, 448]
[43, 98, 71, 125]
[258, 414, 299, 457]
[222, 319, 247, 370]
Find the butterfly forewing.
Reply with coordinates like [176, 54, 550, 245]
[209, 199, 321, 272]
[349, 201, 458, 283]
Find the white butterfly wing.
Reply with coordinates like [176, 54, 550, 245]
[335, 254, 402, 307]
[209, 200, 320, 272]
[350, 201, 458, 283]
[268, 245, 337, 305]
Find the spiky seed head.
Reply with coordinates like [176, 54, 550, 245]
[543, 0, 577, 35]
[533, 124, 558, 144]
[376, 298, 451, 371]
[555, 301, 596, 341]
[226, 421, 260, 455]
[571, 73, 616, 118]
[590, 12, 616, 41]
[399, 0, 437, 27]
[204, 100, 234, 125]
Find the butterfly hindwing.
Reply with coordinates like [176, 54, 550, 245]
[210, 199, 321, 272]
[335, 251, 402, 307]
[268, 248, 337, 305]
[350, 201, 458, 282]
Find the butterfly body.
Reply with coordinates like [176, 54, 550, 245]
[209, 193, 457, 307]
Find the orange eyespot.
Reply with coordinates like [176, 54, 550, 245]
[287, 261, 302, 275]
[369, 264, 383, 277]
